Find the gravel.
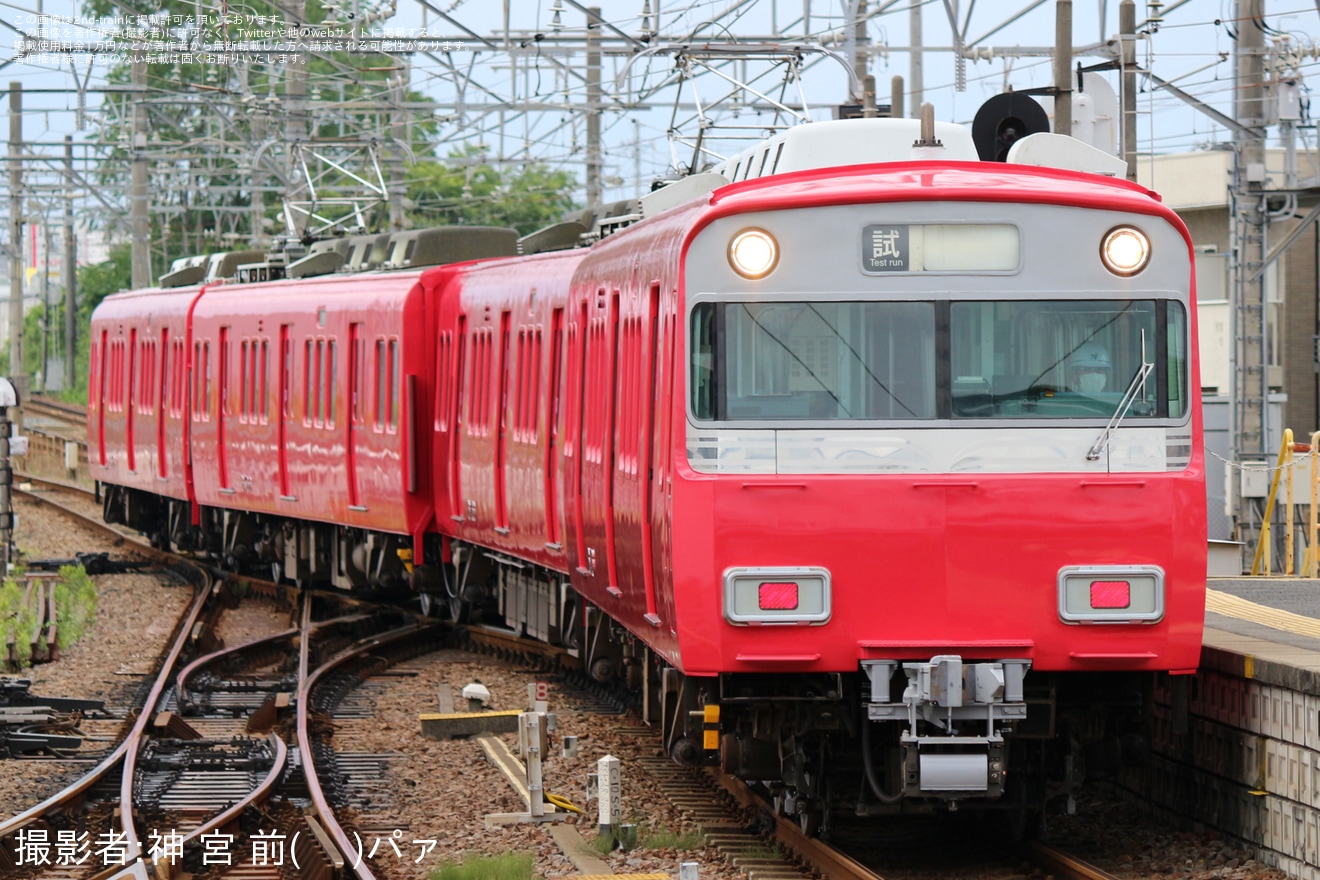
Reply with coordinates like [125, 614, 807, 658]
[0, 494, 194, 819]
[0, 492, 1297, 880]
[331, 647, 744, 880]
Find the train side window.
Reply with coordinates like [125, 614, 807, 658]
[260, 339, 270, 423]
[690, 304, 717, 420]
[240, 340, 249, 422]
[477, 329, 493, 438]
[374, 339, 386, 430]
[327, 340, 337, 428]
[138, 341, 152, 415]
[171, 341, 184, 416]
[281, 331, 294, 420]
[388, 338, 399, 431]
[314, 339, 325, 427]
[303, 339, 313, 425]
[465, 333, 478, 431]
[202, 342, 211, 421]
[531, 329, 543, 441]
[511, 330, 523, 441]
[192, 342, 201, 418]
[1166, 302, 1188, 419]
[248, 339, 258, 421]
[350, 329, 364, 425]
[434, 332, 449, 430]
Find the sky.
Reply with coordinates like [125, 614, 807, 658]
[0, 0, 1317, 217]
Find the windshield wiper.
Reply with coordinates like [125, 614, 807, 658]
[1086, 331, 1154, 462]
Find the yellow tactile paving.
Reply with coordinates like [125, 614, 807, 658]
[1206, 588, 1320, 639]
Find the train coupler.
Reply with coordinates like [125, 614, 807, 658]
[863, 655, 1030, 798]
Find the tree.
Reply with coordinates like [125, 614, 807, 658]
[405, 151, 579, 236]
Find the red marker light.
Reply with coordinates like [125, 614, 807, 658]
[758, 582, 799, 610]
[1090, 580, 1131, 609]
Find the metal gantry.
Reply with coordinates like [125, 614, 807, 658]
[0, 0, 1317, 544]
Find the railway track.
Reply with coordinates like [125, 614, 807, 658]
[454, 634, 1132, 880]
[3, 456, 1135, 880]
[0, 480, 364, 878]
[0, 561, 214, 876]
[17, 397, 89, 481]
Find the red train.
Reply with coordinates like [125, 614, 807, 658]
[89, 114, 1205, 832]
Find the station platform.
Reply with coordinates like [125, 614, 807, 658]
[1135, 577, 1320, 880]
[1205, 577, 1320, 691]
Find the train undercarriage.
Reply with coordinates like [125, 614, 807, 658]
[101, 482, 1154, 837]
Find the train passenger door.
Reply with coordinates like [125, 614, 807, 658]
[450, 316, 466, 518]
[218, 327, 230, 490]
[279, 326, 292, 497]
[96, 330, 107, 466]
[604, 293, 621, 590]
[639, 285, 661, 625]
[157, 329, 169, 479]
[581, 290, 620, 591]
[494, 311, 511, 533]
[347, 323, 364, 508]
[569, 301, 590, 573]
[544, 308, 565, 548]
[127, 329, 137, 473]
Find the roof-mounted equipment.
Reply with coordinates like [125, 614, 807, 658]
[380, 226, 519, 270]
[287, 238, 353, 279]
[518, 221, 589, 255]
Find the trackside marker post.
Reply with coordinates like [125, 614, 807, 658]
[0, 378, 18, 572]
[597, 754, 621, 837]
[520, 711, 545, 818]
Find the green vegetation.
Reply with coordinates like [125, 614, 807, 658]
[427, 852, 535, 880]
[0, 566, 99, 667]
[53, 565, 99, 647]
[739, 843, 782, 860]
[590, 829, 616, 855]
[406, 149, 579, 236]
[591, 820, 700, 854]
[640, 826, 706, 850]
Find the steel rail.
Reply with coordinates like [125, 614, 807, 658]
[23, 394, 87, 418]
[12, 483, 169, 561]
[1024, 840, 1125, 880]
[14, 469, 95, 497]
[118, 575, 224, 867]
[296, 620, 439, 879]
[705, 768, 885, 880]
[159, 731, 289, 878]
[175, 611, 373, 705]
[174, 627, 300, 708]
[0, 565, 212, 845]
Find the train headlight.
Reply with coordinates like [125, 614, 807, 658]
[1100, 226, 1150, 276]
[728, 228, 779, 279]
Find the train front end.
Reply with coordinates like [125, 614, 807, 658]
[669, 163, 1204, 822]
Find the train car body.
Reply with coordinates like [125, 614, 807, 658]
[89, 284, 200, 525]
[90, 115, 1205, 832]
[94, 269, 435, 589]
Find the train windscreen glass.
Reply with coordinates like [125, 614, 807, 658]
[949, 300, 1187, 419]
[689, 299, 1187, 422]
[690, 301, 936, 421]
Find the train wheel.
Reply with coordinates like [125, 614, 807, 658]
[798, 806, 823, 838]
[446, 595, 469, 623]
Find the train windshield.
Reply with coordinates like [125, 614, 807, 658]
[690, 301, 937, 421]
[689, 299, 1188, 422]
